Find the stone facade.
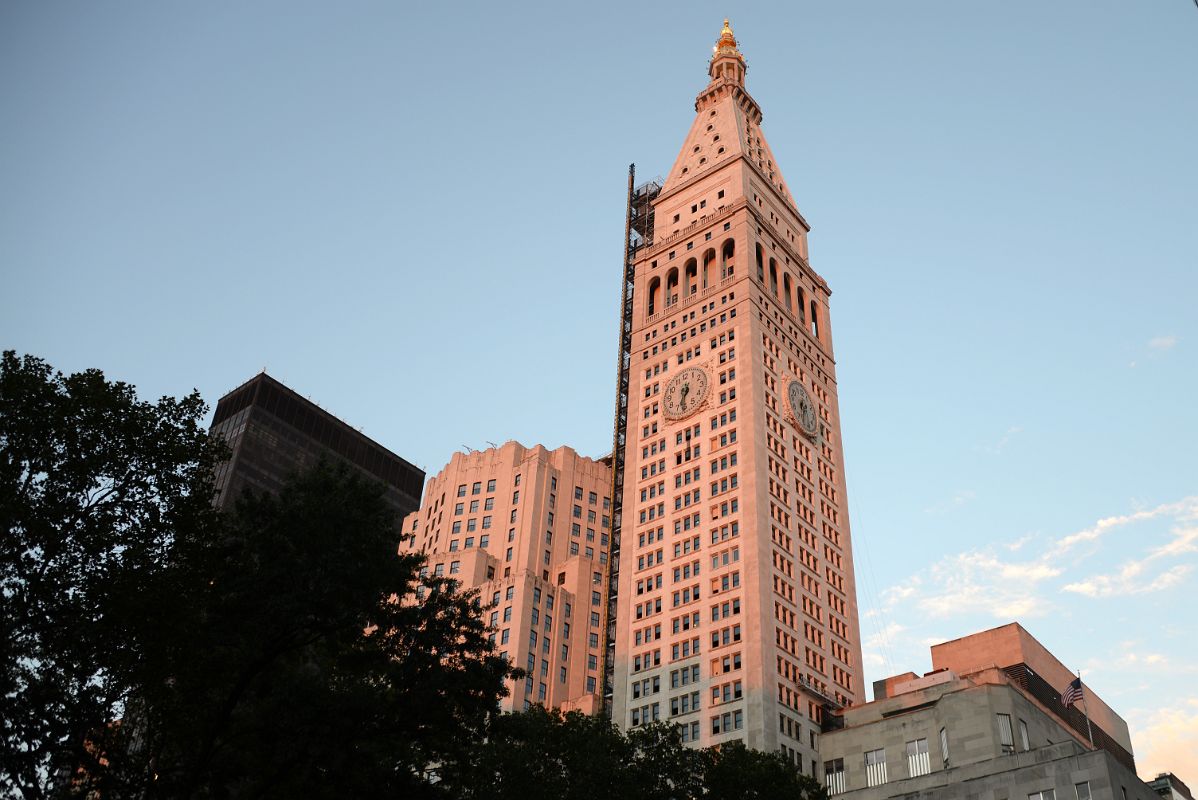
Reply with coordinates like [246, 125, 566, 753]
[400, 441, 612, 713]
[819, 625, 1159, 800]
[612, 20, 865, 777]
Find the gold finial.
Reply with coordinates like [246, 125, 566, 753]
[715, 17, 739, 55]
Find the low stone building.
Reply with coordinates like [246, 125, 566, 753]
[819, 623, 1157, 800]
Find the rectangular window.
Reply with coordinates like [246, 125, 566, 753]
[1074, 783, 1091, 800]
[940, 726, 949, 765]
[1028, 792, 1056, 800]
[1019, 718, 1030, 751]
[865, 748, 887, 788]
[997, 713, 1015, 755]
[905, 738, 929, 777]
[824, 758, 845, 796]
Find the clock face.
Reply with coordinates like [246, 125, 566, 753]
[787, 380, 820, 438]
[662, 367, 710, 420]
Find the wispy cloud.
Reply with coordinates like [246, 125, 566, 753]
[1054, 497, 1198, 556]
[1062, 524, 1198, 598]
[924, 489, 977, 515]
[1005, 533, 1034, 552]
[877, 497, 1198, 623]
[1148, 334, 1179, 351]
[978, 426, 1022, 455]
[884, 549, 1061, 620]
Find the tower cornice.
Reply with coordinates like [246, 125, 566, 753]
[695, 79, 762, 124]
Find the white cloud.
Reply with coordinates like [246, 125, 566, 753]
[1148, 334, 1179, 351]
[863, 622, 905, 651]
[894, 549, 1061, 620]
[978, 426, 1022, 455]
[1054, 497, 1198, 556]
[1130, 698, 1198, 783]
[876, 497, 1198, 623]
[1005, 533, 1034, 552]
[1062, 523, 1198, 598]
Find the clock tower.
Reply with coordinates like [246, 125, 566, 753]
[609, 21, 866, 777]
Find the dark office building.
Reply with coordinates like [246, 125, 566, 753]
[209, 372, 423, 519]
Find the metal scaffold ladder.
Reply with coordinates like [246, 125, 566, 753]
[601, 164, 661, 717]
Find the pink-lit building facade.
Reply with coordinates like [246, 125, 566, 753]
[400, 441, 612, 713]
[611, 21, 866, 772]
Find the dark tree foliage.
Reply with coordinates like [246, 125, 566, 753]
[701, 740, 828, 800]
[1, 351, 223, 799]
[1, 352, 518, 799]
[121, 463, 517, 799]
[443, 705, 827, 800]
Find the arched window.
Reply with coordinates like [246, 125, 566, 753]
[755, 243, 764, 283]
[797, 287, 807, 322]
[769, 258, 778, 298]
[702, 249, 717, 290]
[666, 268, 679, 308]
[783, 273, 793, 312]
[810, 300, 820, 340]
[647, 277, 661, 317]
[721, 239, 735, 280]
[684, 258, 698, 296]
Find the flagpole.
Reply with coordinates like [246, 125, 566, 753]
[1077, 669, 1094, 746]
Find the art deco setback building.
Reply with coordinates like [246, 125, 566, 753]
[209, 372, 423, 517]
[399, 441, 612, 713]
[818, 624, 1154, 800]
[611, 21, 866, 770]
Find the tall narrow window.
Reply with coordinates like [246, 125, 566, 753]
[940, 726, 949, 765]
[1019, 718, 1030, 751]
[906, 738, 930, 777]
[865, 748, 887, 787]
[997, 713, 1015, 755]
[824, 759, 845, 795]
[1075, 783, 1092, 800]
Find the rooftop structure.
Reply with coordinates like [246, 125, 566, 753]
[820, 624, 1156, 799]
[209, 372, 423, 517]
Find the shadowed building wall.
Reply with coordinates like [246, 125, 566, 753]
[209, 372, 423, 518]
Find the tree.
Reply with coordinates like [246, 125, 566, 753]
[702, 740, 827, 800]
[1, 352, 518, 799]
[1, 351, 223, 799]
[127, 463, 517, 799]
[443, 705, 826, 800]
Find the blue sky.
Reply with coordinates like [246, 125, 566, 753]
[2, 0, 1195, 781]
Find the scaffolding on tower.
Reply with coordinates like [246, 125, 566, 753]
[601, 164, 662, 717]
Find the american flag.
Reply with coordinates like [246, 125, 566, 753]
[1061, 677, 1083, 707]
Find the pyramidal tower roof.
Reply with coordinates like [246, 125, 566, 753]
[660, 20, 797, 213]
